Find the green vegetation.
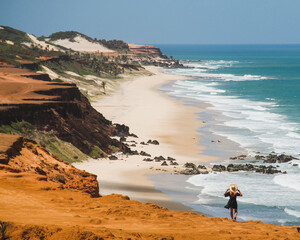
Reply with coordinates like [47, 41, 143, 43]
[89, 56, 124, 76]
[43, 30, 129, 51]
[0, 220, 8, 240]
[52, 78, 64, 83]
[0, 41, 64, 65]
[43, 60, 93, 76]
[96, 39, 129, 51]
[0, 121, 87, 163]
[0, 25, 30, 43]
[45, 31, 93, 42]
[0, 121, 34, 135]
[43, 54, 123, 77]
[109, 145, 120, 153]
[89, 146, 107, 158]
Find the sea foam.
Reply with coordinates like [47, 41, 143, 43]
[163, 60, 300, 157]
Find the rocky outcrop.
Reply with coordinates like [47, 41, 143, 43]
[256, 154, 297, 163]
[212, 163, 284, 174]
[0, 133, 99, 197]
[178, 162, 284, 175]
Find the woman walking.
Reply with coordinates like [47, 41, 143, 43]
[224, 184, 243, 221]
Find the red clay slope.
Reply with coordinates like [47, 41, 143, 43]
[0, 66, 128, 155]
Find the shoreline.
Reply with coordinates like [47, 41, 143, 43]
[74, 66, 219, 211]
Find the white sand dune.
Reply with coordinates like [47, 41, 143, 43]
[51, 35, 114, 53]
[24, 34, 60, 51]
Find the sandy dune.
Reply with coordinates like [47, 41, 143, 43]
[51, 35, 115, 53]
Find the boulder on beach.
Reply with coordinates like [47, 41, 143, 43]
[140, 151, 151, 157]
[161, 161, 168, 166]
[154, 156, 165, 161]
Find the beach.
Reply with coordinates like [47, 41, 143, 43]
[74, 66, 218, 210]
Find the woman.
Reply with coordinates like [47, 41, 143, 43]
[224, 184, 243, 220]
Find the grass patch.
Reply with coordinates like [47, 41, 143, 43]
[89, 146, 107, 158]
[43, 59, 95, 76]
[109, 145, 120, 153]
[0, 220, 9, 240]
[0, 121, 87, 163]
[0, 42, 64, 66]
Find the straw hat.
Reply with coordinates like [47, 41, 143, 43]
[229, 184, 238, 193]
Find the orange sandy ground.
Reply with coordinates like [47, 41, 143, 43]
[0, 171, 298, 240]
[0, 67, 71, 106]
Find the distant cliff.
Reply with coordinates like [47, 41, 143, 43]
[128, 44, 167, 58]
[128, 43, 184, 68]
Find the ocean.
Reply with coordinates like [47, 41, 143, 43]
[154, 44, 300, 226]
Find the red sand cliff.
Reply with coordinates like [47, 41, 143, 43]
[0, 66, 128, 155]
[129, 43, 167, 58]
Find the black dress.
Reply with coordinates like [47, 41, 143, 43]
[224, 192, 240, 209]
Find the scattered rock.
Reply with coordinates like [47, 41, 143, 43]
[120, 137, 126, 142]
[215, 163, 282, 174]
[109, 155, 118, 160]
[180, 168, 200, 175]
[167, 157, 176, 161]
[263, 154, 296, 163]
[230, 154, 247, 160]
[212, 165, 226, 172]
[140, 151, 151, 157]
[154, 156, 165, 161]
[35, 167, 47, 175]
[143, 158, 153, 162]
[147, 139, 160, 145]
[183, 162, 197, 169]
[129, 133, 138, 138]
[198, 165, 207, 169]
[161, 161, 168, 166]
[129, 150, 139, 155]
[112, 124, 130, 137]
[54, 174, 66, 184]
[140, 142, 148, 145]
[170, 161, 178, 166]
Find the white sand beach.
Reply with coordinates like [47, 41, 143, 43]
[74, 66, 218, 210]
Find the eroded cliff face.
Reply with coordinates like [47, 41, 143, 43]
[128, 44, 167, 59]
[0, 67, 129, 156]
[0, 133, 99, 197]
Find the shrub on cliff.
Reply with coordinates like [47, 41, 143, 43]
[0, 121, 87, 163]
[89, 146, 107, 158]
[0, 121, 34, 135]
[0, 220, 8, 240]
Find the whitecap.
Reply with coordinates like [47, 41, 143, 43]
[273, 174, 300, 192]
[284, 208, 300, 218]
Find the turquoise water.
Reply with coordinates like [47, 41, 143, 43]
[155, 44, 300, 225]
